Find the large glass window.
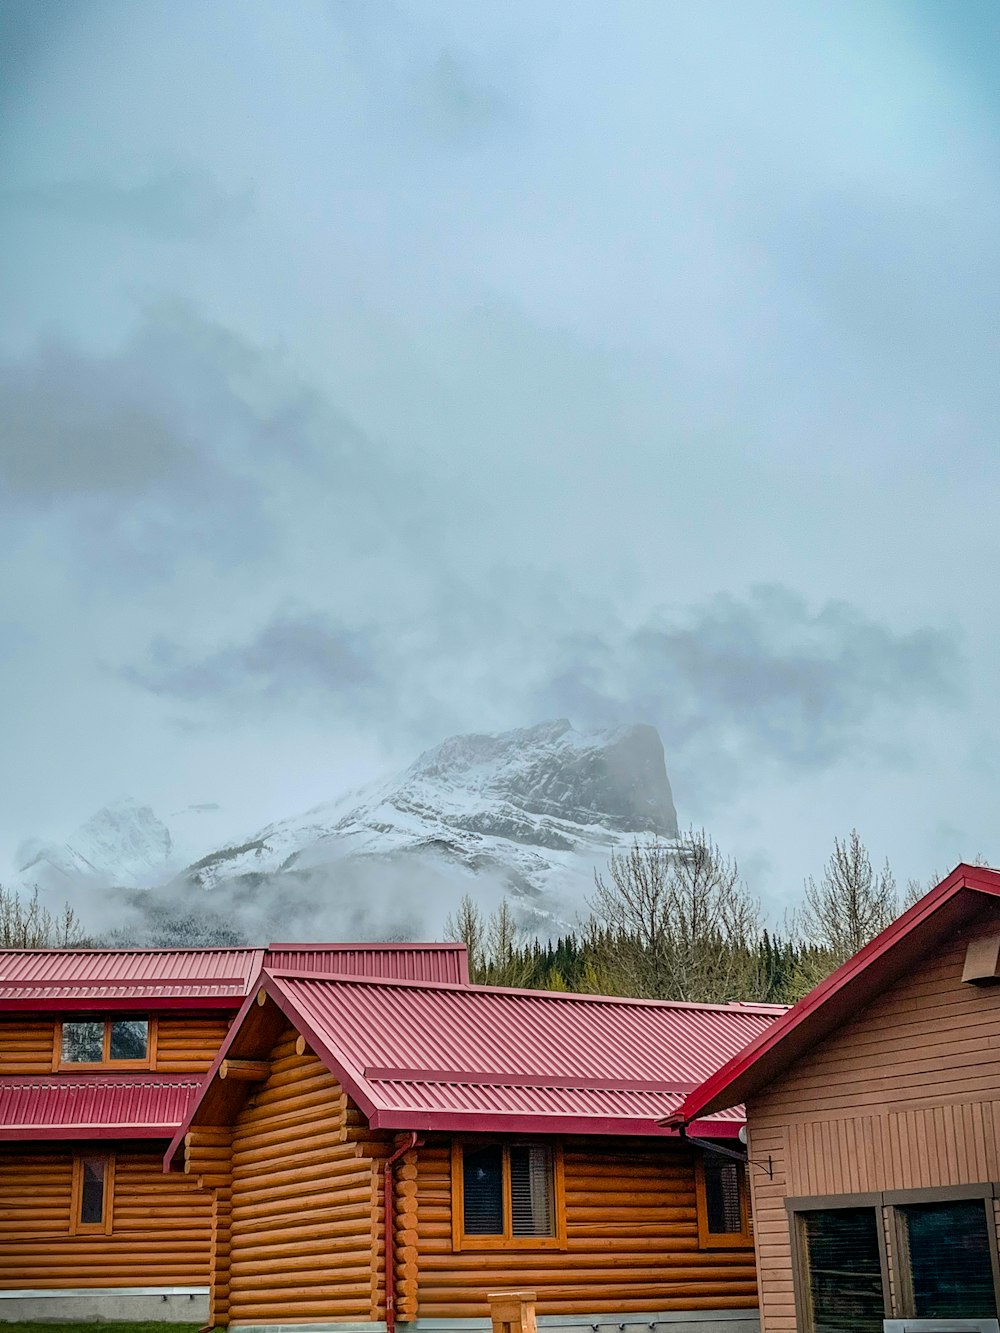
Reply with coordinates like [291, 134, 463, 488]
[453, 1142, 563, 1248]
[800, 1207, 885, 1333]
[900, 1200, 997, 1319]
[59, 1017, 149, 1066]
[794, 1194, 1000, 1329]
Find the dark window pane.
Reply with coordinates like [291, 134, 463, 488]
[463, 1145, 503, 1235]
[109, 1018, 148, 1061]
[903, 1200, 997, 1318]
[80, 1157, 106, 1225]
[703, 1155, 743, 1234]
[801, 1207, 884, 1333]
[61, 1021, 103, 1063]
[510, 1145, 555, 1236]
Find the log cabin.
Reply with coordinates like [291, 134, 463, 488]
[0, 943, 469, 1324]
[167, 966, 785, 1333]
[675, 863, 1000, 1333]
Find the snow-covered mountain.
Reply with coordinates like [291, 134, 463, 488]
[13, 720, 679, 937]
[180, 719, 678, 926]
[15, 799, 230, 891]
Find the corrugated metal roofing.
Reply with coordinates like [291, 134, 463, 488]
[260, 971, 781, 1137]
[0, 942, 470, 1008]
[0, 1075, 199, 1139]
[265, 943, 469, 985]
[0, 948, 265, 1008]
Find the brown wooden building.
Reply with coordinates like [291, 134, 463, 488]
[676, 863, 1000, 1333]
[0, 944, 468, 1323]
[168, 967, 784, 1333]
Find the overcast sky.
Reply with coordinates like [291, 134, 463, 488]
[1, 0, 998, 918]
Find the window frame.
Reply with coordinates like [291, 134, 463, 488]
[695, 1151, 754, 1249]
[53, 1016, 156, 1071]
[787, 1185, 1000, 1330]
[450, 1140, 567, 1252]
[70, 1152, 115, 1236]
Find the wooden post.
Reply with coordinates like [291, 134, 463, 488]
[488, 1291, 537, 1333]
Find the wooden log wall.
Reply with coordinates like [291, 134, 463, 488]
[156, 1017, 233, 1073]
[0, 1014, 231, 1073]
[184, 1127, 233, 1327]
[226, 1026, 384, 1326]
[413, 1138, 759, 1319]
[0, 1019, 56, 1073]
[0, 1147, 212, 1288]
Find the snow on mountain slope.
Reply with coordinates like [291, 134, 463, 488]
[15, 799, 230, 890]
[180, 720, 679, 925]
[11, 721, 680, 938]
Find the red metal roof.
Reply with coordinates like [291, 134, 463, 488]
[0, 947, 266, 1009]
[0, 1074, 199, 1140]
[0, 941, 470, 1009]
[676, 862, 1000, 1125]
[172, 970, 782, 1150]
[265, 943, 469, 985]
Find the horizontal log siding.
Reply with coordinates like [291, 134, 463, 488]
[414, 1138, 758, 1318]
[0, 1147, 211, 1287]
[227, 1026, 380, 1326]
[156, 1016, 232, 1073]
[0, 1013, 230, 1073]
[0, 1018, 55, 1072]
[746, 903, 1000, 1332]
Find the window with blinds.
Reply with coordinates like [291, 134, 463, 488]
[800, 1207, 885, 1333]
[462, 1145, 504, 1235]
[704, 1157, 743, 1233]
[453, 1142, 563, 1248]
[509, 1144, 554, 1236]
[696, 1152, 752, 1248]
[900, 1200, 998, 1319]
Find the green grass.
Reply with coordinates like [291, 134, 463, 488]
[1, 1324, 201, 1333]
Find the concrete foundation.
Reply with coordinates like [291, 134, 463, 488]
[0, 1285, 209, 1323]
[228, 1311, 760, 1333]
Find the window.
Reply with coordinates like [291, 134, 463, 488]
[57, 1017, 152, 1068]
[451, 1142, 565, 1250]
[695, 1152, 753, 1248]
[799, 1207, 885, 1333]
[71, 1154, 114, 1234]
[790, 1189, 1000, 1332]
[896, 1200, 997, 1320]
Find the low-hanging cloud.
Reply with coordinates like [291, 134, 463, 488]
[536, 586, 962, 794]
[120, 582, 962, 805]
[123, 611, 384, 710]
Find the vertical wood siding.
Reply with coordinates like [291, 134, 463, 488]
[747, 903, 1000, 1332]
[0, 1148, 212, 1287]
[226, 1028, 380, 1326]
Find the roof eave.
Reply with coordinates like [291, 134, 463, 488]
[678, 863, 1000, 1123]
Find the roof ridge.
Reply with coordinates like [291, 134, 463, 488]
[265, 966, 786, 1011]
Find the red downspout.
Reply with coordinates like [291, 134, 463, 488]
[383, 1131, 418, 1333]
